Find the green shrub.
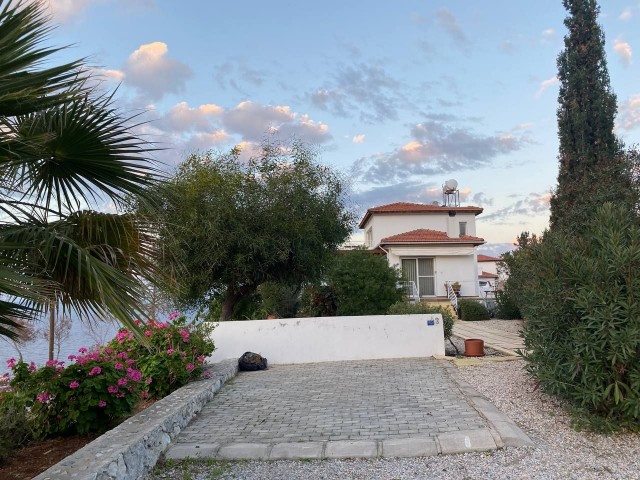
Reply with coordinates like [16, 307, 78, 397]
[298, 284, 337, 317]
[495, 289, 522, 319]
[0, 392, 32, 463]
[4, 314, 215, 437]
[519, 204, 640, 429]
[106, 314, 215, 398]
[387, 301, 455, 340]
[257, 281, 300, 318]
[328, 250, 403, 316]
[458, 299, 490, 321]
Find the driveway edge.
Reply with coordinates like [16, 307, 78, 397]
[33, 358, 238, 480]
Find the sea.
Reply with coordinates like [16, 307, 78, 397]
[1, 314, 121, 374]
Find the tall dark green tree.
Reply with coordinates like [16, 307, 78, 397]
[549, 0, 634, 232]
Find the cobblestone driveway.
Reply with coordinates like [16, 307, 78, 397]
[176, 358, 487, 445]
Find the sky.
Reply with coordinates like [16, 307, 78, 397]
[41, 0, 640, 255]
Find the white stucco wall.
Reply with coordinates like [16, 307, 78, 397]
[208, 314, 445, 364]
[365, 212, 478, 246]
[478, 260, 499, 276]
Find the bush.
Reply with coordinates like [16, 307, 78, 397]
[106, 314, 215, 399]
[495, 289, 522, 319]
[0, 392, 32, 463]
[3, 314, 215, 437]
[298, 284, 337, 317]
[328, 250, 403, 316]
[458, 299, 490, 321]
[519, 204, 640, 429]
[387, 301, 455, 340]
[257, 281, 300, 318]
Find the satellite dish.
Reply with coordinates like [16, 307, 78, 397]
[444, 179, 458, 193]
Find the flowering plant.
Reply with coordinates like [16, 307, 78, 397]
[106, 313, 215, 398]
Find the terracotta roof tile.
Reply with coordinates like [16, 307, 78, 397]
[359, 202, 483, 228]
[479, 271, 499, 278]
[380, 229, 485, 245]
[477, 254, 502, 262]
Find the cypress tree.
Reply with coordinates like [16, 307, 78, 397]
[549, 0, 633, 232]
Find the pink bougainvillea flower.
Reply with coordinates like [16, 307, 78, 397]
[145, 377, 153, 384]
[45, 359, 56, 367]
[168, 312, 180, 321]
[68, 354, 76, 361]
[107, 385, 119, 394]
[142, 391, 149, 399]
[114, 363, 124, 370]
[6, 358, 16, 369]
[89, 366, 102, 376]
[117, 352, 128, 359]
[36, 392, 51, 403]
[69, 381, 80, 389]
[186, 363, 195, 372]
[197, 355, 205, 363]
[127, 368, 142, 382]
[117, 377, 128, 386]
[125, 359, 135, 365]
[135, 319, 141, 325]
[166, 348, 175, 355]
[144, 330, 152, 337]
[78, 347, 88, 354]
[28, 361, 37, 372]
[98, 400, 107, 407]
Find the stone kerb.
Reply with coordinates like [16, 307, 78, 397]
[208, 314, 446, 364]
[33, 359, 238, 480]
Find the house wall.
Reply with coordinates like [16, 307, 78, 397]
[478, 260, 499, 276]
[207, 314, 445, 364]
[364, 212, 478, 247]
[386, 245, 480, 297]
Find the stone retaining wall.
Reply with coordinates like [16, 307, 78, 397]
[34, 359, 238, 480]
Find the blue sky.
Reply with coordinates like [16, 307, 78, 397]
[44, 0, 640, 254]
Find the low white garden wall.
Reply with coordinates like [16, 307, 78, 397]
[208, 314, 445, 364]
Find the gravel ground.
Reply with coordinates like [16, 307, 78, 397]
[478, 318, 525, 335]
[148, 358, 640, 480]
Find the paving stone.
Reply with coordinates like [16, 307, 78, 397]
[437, 429, 497, 454]
[216, 443, 271, 460]
[325, 440, 378, 458]
[164, 443, 219, 460]
[490, 420, 535, 447]
[269, 442, 324, 459]
[382, 438, 439, 458]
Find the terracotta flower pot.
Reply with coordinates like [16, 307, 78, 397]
[464, 338, 485, 357]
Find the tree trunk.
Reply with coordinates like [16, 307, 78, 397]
[48, 301, 55, 361]
[220, 288, 240, 321]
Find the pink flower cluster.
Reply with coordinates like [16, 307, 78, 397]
[36, 392, 51, 403]
[179, 329, 190, 343]
[168, 312, 180, 321]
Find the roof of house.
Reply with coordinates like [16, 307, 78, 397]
[477, 254, 502, 262]
[359, 202, 484, 228]
[380, 228, 485, 246]
[479, 270, 499, 279]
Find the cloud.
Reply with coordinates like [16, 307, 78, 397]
[352, 120, 528, 184]
[613, 39, 633, 66]
[535, 76, 559, 97]
[477, 243, 515, 257]
[161, 102, 224, 133]
[542, 28, 555, 37]
[618, 94, 640, 130]
[183, 131, 230, 152]
[481, 192, 551, 222]
[123, 42, 192, 100]
[214, 60, 266, 95]
[435, 8, 468, 47]
[620, 7, 633, 21]
[309, 63, 403, 123]
[47, 0, 152, 22]
[352, 134, 366, 144]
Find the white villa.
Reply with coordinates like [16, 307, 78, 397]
[358, 201, 486, 302]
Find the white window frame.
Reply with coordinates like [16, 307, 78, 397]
[459, 222, 467, 237]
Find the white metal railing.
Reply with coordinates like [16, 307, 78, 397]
[445, 282, 458, 310]
[397, 281, 420, 303]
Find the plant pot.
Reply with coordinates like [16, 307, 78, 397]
[464, 338, 485, 357]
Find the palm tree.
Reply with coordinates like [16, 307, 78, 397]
[0, 0, 164, 356]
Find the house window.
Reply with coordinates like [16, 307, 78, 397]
[401, 258, 435, 296]
[365, 228, 373, 247]
[459, 222, 467, 236]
